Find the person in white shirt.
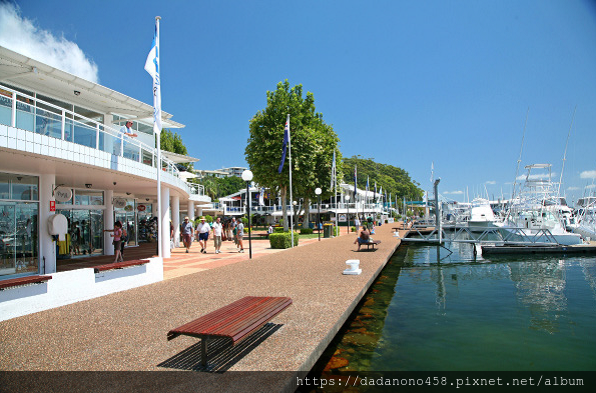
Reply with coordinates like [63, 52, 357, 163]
[196, 217, 211, 253]
[212, 217, 223, 254]
[117, 120, 138, 158]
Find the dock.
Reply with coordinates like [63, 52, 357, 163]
[0, 223, 410, 392]
[482, 241, 596, 255]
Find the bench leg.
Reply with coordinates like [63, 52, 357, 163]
[201, 338, 208, 367]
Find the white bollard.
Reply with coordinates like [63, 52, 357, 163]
[343, 259, 362, 275]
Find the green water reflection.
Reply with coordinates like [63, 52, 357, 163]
[311, 240, 596, 376]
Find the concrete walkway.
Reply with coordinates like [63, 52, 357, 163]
[0, 224, 407, 392]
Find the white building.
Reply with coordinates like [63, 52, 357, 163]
[0, 46, 210, 318]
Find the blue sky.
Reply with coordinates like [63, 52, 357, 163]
[3, 0, 596, 204]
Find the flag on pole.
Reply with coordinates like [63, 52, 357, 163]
[144, 19, 162, 134]
[353, 165, 357, 198]
[430, 161, 434, 183]
[374, 182, 377, 201]
[259, 187, 265, 206]
[330, 149, 336, 189]
[278, 114, 290, 173]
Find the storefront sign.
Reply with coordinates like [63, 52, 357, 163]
[54, 187, 72, 202]
[113, 198, 127, 208]
[339, 214, 347, 222]
[137, 204, 146, 211]
[50, 200, 55, 212]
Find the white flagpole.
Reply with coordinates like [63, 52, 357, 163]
[145, 16, 163, 257]
[287, 114, 294, 247]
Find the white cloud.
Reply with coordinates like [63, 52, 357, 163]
[444, 190, 464, 195]
[485, 181, 496, 185]
[567, 186, 581, 191]
[587, 184, 596, 190]
[0, 3, 98, 83]
[580, 170, 596, 179]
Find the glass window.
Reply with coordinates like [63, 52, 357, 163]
[0, 173, 38, 201]
[0, 173, 9, 199]
[74, 190, 103, 206]
[74, 105, 103, 124]
[11, 174, 38, 201]
[37, 94, 73, 113]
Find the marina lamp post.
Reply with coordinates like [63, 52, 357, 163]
[292, 201, 298, 233]
[345, 194, 351, 234]
[242, 170, 253, 259]
[433, 178, 441, 244]
[315, 187, 322, 241]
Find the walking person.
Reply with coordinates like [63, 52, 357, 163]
[212, 217, 223, 254]
[196, 216, 211, 253]
[120, 225, 128, 258]
[227, 218, 235, 241]
[180, 216, 194, 253]
[104, 221, 124, 262]
[236, 217, 245, 253]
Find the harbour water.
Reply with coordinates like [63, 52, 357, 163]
[308, 238, 596, 377]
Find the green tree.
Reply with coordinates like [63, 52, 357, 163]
[246, 80, 341, 230]
[159, 129, 192, 170]
[195, 175, 246, 200]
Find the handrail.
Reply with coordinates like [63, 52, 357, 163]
[0, 83, 180, 178]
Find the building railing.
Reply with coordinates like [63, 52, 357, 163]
[187, 183, 205, 196]
[0, 84, 180, 178]
[220, 202, 388, 215]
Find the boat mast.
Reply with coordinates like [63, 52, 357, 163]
[557, 106, 576, 197]
[506, 108, 529, 223]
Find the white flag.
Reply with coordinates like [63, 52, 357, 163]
[330, 149, 336, 189]
[145, 18, 162, 134]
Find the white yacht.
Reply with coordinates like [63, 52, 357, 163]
[467, 198, 497, 232]
[499, 164, 583, 245]
[573, 196, 596, 241]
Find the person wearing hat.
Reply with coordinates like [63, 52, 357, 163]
[180, 216, 194, 253]
[196, 216, 211, 253]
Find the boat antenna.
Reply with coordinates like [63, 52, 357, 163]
[511, 108, 529, 202]
[557, 106, 576, 196]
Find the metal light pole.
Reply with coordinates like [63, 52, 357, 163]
[315, 187, 322, 241]
[242, 170, 253, 258]
[345, 194, 351, 234]
[434, 178, 441, 244]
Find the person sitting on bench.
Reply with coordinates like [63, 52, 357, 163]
[354, 225, 371, 251]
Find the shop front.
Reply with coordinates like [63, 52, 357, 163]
[0, 173, 39, 278]
[55, 189, 104, 259]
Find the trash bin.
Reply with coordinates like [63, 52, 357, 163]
[323, 224, 333, 238]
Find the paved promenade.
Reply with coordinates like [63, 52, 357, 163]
[0, 223, 407, 392]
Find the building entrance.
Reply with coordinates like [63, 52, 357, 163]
[0, 201, 38, 277]
[58, 209, 103, 258]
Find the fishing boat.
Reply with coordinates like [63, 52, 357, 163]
[499, 164, 583, 245]
[573, 196, 596, 241]
[467, 198, 498, 232]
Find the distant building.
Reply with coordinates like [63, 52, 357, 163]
[195, 169, 230, 179]
[216, 166, 247, 178]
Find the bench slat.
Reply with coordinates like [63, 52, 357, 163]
[168, 296, 292, 342]
[93, 259, 149, 273]
[0, 275, 52, 290]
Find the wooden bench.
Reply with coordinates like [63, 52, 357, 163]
[167, 296, 292, 366]
[0, 275, 53, 291]
[93, 259, 149, 274]
[361, 240, 382, 250]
